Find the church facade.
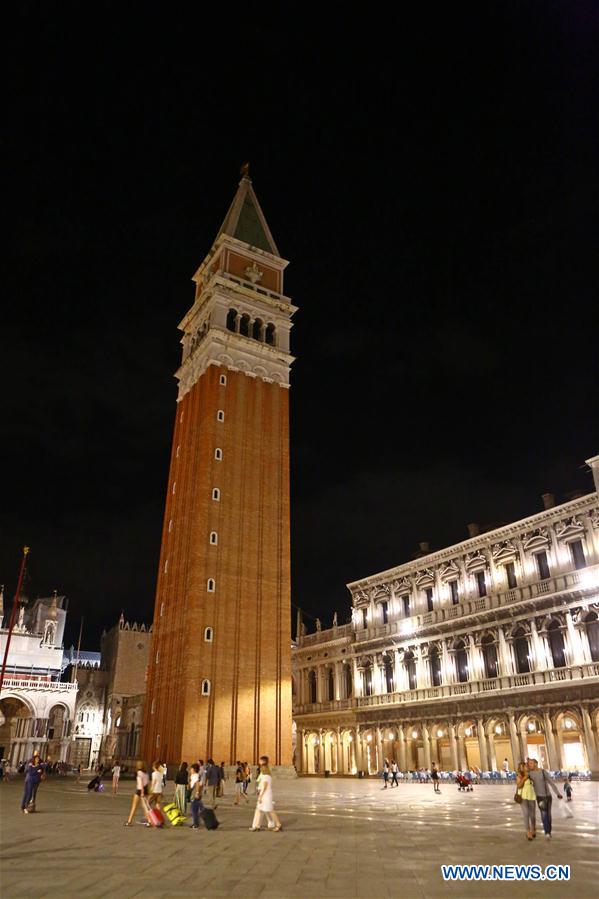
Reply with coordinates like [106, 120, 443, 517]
[142, 176, 295, 768]
[292, 456, 599, 778]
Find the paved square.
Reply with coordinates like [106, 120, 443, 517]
[0, 776, 597, 898]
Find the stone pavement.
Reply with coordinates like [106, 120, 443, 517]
[0, 776, 597, 898]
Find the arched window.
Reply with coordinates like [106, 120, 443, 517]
[207, 578, 215, 592]
[430, 647, 442, 686]
[327, 668, 335, 701]
[226, 309, 237, 332]
[362, 664, 373, 696]
[239, 314, 250, 337]
[383, 656, 394, 692]
[252, 318, 264, 341]
[219, 373, 227, 386]
[217, 410, 225, 422]
[585, 612, 599, 662]
[155, 650, 160, 664]
[513, 628, 530, 673]
[214, 448, 222, 461]
[404, 652, 417, 691]
[209, 531, 218, 545]
[455, 640, 469, 682]
[201, 679, 211, 696]
[212, 488, 220, 501]
[481, 634, 498, 679]
[204, 627, 213, 642]
[308, 670, 317, 704]
[265, 322, 276, 346]
[548, 619, 566, 668]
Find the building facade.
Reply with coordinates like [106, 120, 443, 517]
[0, 594, 77, 765]
[67, 614, 151, 769]
[293, 456, 599, 777]
[142, 176, 295, 768]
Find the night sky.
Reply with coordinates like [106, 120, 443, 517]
[4, 4, 598, 649]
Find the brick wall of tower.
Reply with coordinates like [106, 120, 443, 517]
[142, 364, 292, 766]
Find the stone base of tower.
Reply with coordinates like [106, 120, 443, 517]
[271, 765, 298, 779]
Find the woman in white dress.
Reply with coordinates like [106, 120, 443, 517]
[250, 756, 282, 832]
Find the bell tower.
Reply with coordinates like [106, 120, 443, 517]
[142, 174, 296, 769]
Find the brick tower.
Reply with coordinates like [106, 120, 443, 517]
[142, 175, 296, 770]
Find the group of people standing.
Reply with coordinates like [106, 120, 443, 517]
[124, 755, 282, 831]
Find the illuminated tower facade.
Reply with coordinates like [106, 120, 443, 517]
[142, 176, 296, 768]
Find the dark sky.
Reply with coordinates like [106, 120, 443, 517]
[3, 4, 598, 648]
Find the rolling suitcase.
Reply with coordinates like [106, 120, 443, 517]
[147, 806, 164, 828]
[163, 802, 187, 827]
[200, 807, 219, 830]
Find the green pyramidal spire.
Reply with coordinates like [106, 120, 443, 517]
[216, 174, 280, 256]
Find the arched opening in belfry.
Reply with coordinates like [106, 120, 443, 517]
[226, 308, 238, 332]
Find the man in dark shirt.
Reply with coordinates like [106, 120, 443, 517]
[205, 759, 220, 807]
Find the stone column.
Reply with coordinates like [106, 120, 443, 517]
[397, 725, 407, 771]
[508, 713, 521, 767]
[529, 619, 545, 672]
[577, 619, 592, 664]
[468, 634, 483, 682]
[296, 728, 304, 773]
[580, 706, 599, 773]
[394, 650, 406, 692]
[476, 719, 489, 771]
[353, 659, 362, 697]
[457, 732, 468, 770]
[418, 645, 431, 688]
[497, 626, 513, 676]
[542, 712, 559, 770]
[565, 611, 583, 666]
[422, 723, 432, 769]
[318, 729, 325, 774]
[441, 640, 454, 684]
[354, 728, 363, 773]
[336, 728, 344, 774]
[449, 723, 459, 771]
[553, 725, 564, 769]
[376, 727, 384, 771]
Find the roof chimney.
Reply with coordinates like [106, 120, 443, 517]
[541, 492, 555, 510]
[467, 523, 479, 538]
[586, 455, 599, 495]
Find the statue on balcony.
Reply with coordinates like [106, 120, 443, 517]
[333, 611, 338, 628]
[315, 618, 321, 632]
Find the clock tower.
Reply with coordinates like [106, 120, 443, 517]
[142, 175, 296, 769]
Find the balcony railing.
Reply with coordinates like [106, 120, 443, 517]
[353, 564, 599, 642]
[1, 677, 78, 693]
[298, 623, 353, 647]
[294, 662, 599, 715]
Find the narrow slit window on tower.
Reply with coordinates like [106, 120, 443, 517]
[168, 519, 173, 532]
[155, 650, 160, 664]
[172, 482, 176, 494]
[210, 531, 218, 545]
[219, 374, 227, 386]
[160, 602, 165, 617]
[151, 699, 155, 714]
[214, 448, 222, 461]
[201, 679, 211, 696]
[212, 488, 220, 501]
[207, 578, 215, 592]
[204, 627, 213, 642]
[156, 733, 160, 747]
[164, 559, 168, 574]
[217, 410, 225, 422]
[176, 445, 180, 458]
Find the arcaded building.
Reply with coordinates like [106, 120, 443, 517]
[293, 456, 599, 777]
[142, 175, 295, 768]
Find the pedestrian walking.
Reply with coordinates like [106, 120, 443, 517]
[149, 760, 164, 811]
[382, 759, 390, 788]
[526, 758, 562, 839]
[516, 762, 537, 841]
[189, 763, 204, 828]
[20, 754, 45, 814]
[431, 763, 441, 793]
[75, 763, 82, 784]
[564, 774, 573, 802]
[112, 761, 121, 794]
[218, 761, 226, 797]
[390, 760, 399, 787]
[250, 756, 282, 832]
[205, 759, 220, 807]
[124, 762, 151, 826]
[234, 761, 249, 805]
[502, 758, 510, 776]
[243, 761, 251, 795]
[174, 762, 189, 815]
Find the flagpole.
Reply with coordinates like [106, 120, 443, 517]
[73, 617, 84, 680]
[0, 547, 30, 692]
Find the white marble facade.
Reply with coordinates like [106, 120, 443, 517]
[293, 456, 599, 777]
